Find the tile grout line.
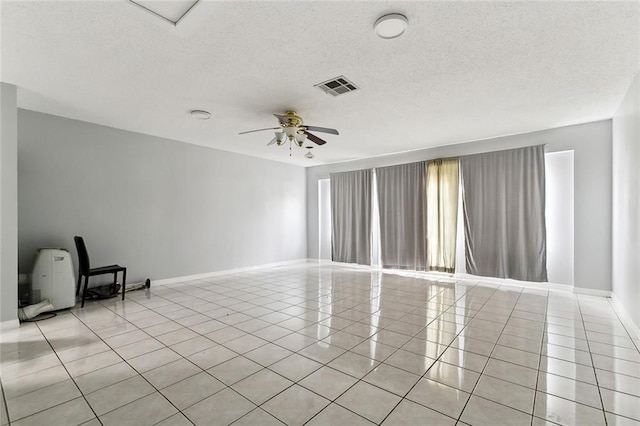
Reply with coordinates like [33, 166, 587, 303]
[266, 285, 450, 423]
[16, 274, 410, 422]
[605, 297, 640, 354]
[301, 279, 477, 425]
[92, 279, 356, 424]
[2, 298, 391, 426]
[576, 296, 609, 426]
[30, 320, 104, 426]
[95, 274, 640, 424]
[229, 407, 286, 426]
[161, 272, 370, 424]
[449, 284, 525, 425]
[451, 285, 540, 424]
[67, 299, 198, 425]
[0, 380, 11, 426]
[205, 276, 469, 424]
[10, 265, 636, 425]
[369, 280, 496, 425]
[230, 275, 449, 424]
[529, 288, 550, 426]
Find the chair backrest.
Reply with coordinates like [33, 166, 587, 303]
[74, 236, 90, 275]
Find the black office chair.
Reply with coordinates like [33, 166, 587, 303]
[74, 236, 127, 308]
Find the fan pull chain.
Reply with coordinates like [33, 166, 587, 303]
[289, 140, 292, 156]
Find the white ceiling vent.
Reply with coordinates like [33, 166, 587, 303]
[129, 0, 199, 26]
[315, 76, 358, 96]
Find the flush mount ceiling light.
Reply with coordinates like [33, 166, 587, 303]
[374, 13, 408, 39]
[190, 110, 211, 120]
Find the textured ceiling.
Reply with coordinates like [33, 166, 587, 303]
[1, 1, 639, 166]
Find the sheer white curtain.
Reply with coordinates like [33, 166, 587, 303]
[371, 170, 382, 267]
[427, 158, 459, 273]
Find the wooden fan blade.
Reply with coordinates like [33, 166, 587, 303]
[239, 127, 278, 135]
[266, 137, 277, 146]
[303, 131, 327, 146]
[304, 125, 339, 135]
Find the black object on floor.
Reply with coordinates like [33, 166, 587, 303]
[85, 283, 121, 300]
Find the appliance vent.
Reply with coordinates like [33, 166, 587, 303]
[315, 76, 358, 96]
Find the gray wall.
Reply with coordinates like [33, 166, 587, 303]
[612, 71, 640, 329]
[307, 120, 613, 292]
[18, 110, 307, 285]
[1, 83, 18, 323]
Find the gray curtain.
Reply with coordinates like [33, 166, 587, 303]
[460, 145, 548, 282]
[330, 169, 372, 265]
[376, 162, 428, 270]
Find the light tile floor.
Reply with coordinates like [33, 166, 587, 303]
[2, 264, 640, 425]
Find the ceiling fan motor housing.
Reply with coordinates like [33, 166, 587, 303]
[282, 111, 303, 127]
[239, 111, 336, 148]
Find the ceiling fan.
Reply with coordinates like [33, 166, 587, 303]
[239, 111, 339, 148]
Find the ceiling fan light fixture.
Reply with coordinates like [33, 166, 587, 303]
[374, 13, 408, 39]
[305, 147, 314, 159]
[295, 133, 307, 147]
[275, 131, 286, 145]
[284, 127, 298, 138]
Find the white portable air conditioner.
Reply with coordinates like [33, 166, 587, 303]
[31, 248, 76, 310]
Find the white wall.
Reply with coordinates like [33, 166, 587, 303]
[545, 151, 574, 286]
[18, 110, 307, 284]
[307, 120, 612, 292]
[612, 71, 640, 330]
[1, 83, 18, 323]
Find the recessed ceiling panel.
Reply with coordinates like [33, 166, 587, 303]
[129, 0, 198, 25]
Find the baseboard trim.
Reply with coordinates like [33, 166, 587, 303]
[572, 287, 612, 297]
[610, 293, 640, 341]
[327, 261, 375, 270]
[155, 258, 617, 304]
[1, 319, 20, 330]
[152, 258, 311, 286]
[453, 273, 575, 293]
[312, 261, 615, 297]
[314, 261, 573, 292]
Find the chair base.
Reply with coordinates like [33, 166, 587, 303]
[77, 267, 127, 308]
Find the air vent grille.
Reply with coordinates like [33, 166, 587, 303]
[315, 76, 358, 96]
